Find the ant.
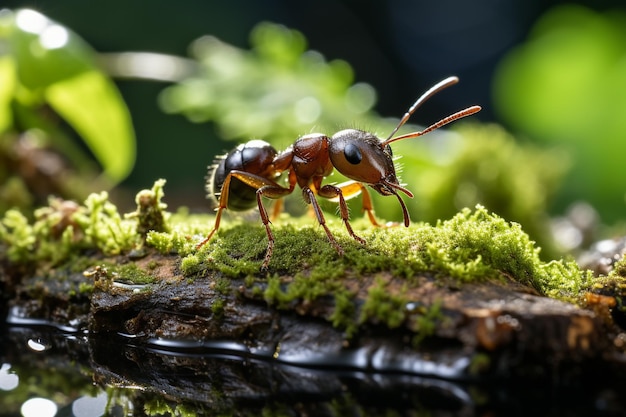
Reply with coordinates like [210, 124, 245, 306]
[197, 76, 481, 270]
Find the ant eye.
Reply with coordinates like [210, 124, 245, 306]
[344, 143, 362, 165]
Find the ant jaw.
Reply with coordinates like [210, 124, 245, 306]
[372, 178, 414, 199]
[386, 181, 412, 227]
[395, 192, 411, 227]
[384, 180, 414, 199]
[370, 179, 412, 227]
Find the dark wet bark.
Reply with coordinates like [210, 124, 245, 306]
[2, 249, 626, 412]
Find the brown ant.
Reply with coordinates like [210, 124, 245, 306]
[197, 76, 481, 270]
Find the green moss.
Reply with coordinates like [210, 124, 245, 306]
[468, 353, 492, 375]
[264, 207, 584, 294]
[0, 177, 595, 337]
[211, 297, 225, 318]
[586, 255, 626, 315]
[185, 204, 594, 336]
[610, 256, 626, 280]
[411, 299, 444, 346]
[213, 277, 231, 295]
[180, 253, 202, 276]
[78, 281, 94, 295]
[359, 277, 407, 329]
[263, 275, 292, 308]
[405, 124, 569, 258]
[329, 289, 358, 337]
[74, 191, 138, 255]
[113, 263, 157, 285]
[0, 180, 173, 267]
[125, 179, 170, 237]
[0, 209, 36, 263]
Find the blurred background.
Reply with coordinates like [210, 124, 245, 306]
[2, 0, 626, 257]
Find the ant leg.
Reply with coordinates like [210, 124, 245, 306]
[255, 185, 294, 270]
[318, 184, 366, 245]
[226, 171, 293, 270]
[196, 173, 235, 249]
[270, 198, 283, 221]
[195, 208, 224, 249]
[328, 181, 382, 227]
[357, 187, 382, 227]
[303, 187, 345, 256]
[255, 186, 276, 270]
[197, 170, 293, 270]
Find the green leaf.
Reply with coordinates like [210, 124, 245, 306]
[45, 70, 136, 183]
[9, 9, 92, 90]
[1, 9, 136, 183]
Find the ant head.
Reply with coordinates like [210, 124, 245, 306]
[329, 77, 481, 227]
[330, 77, 481, 193]
[329, 129, 410, 196]
[329, 128, 413, 226]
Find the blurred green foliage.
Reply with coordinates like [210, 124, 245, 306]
[0, 13, 574, 257]
[402, 124, 568, 257]
[0, 8, 135, 212]
[493, 4, 626, 223]
[159, 23, 378, 146]
[161, 22, 567, 256]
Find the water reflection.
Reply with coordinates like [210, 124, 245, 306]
[0, 327, 112, 417]
[20, 398, 57, 417]
[26, 338, 50, 352]
[71, 392, 108, 417]
[1, 324, 625, 416]
[0, 363, 19, 391]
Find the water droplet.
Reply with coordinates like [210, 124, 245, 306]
[27, 338, 50, 352]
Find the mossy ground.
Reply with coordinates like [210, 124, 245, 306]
[164, 206, 592, 299]
[0, 179, 596, 337]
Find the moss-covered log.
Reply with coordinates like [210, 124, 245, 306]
[2, 180, 626, 411]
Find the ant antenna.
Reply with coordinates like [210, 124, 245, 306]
[381, 76, 481, 147]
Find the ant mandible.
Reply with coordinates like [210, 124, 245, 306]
[197, 76, 481, 270]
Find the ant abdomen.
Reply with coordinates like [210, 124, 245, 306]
[208, 140, 278, 211]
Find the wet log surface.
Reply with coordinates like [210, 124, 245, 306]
[89, 263, 606, 379]
[3, 247, 626, 414]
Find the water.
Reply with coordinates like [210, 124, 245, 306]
[2, 321, 625, 417]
